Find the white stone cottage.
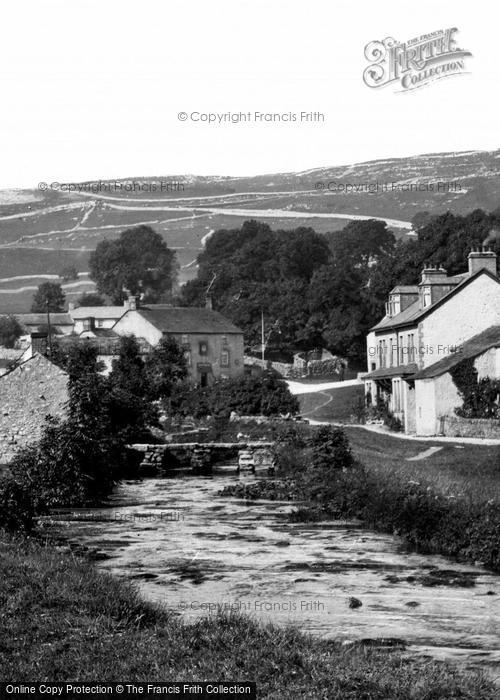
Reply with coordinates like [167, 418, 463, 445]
[112, 304, 244, 386]
[363, 248, 500, 436]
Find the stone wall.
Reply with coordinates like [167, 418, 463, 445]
[0, 354, 68, 463]
[441, 415, 500, 439]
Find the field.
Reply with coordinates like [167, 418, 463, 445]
[298, 383, 364, 421]
[1, 147, 499, 313]
[343, 426, 500, 503]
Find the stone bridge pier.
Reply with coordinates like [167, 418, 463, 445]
[129, 442, 274, 475]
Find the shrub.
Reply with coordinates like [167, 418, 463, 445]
[451, 357, 500, 418]
[0, 315, 23, 348]
[310, 425, 353, 469]
[172, 370, 299, 419]
[0, 474, 36, 531]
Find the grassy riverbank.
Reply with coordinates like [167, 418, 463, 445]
[1, 533, 497, 699]
[223, 426, 500, 571]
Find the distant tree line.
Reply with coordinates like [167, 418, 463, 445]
[179, 210, 500, 364]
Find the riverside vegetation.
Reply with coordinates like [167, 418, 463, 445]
[222, 424, 500, 572]
[0, 344, 498, 695]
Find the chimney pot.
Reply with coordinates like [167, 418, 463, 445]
[468, 247, 497, 277]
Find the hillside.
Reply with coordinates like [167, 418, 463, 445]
[0, 148, 498, 312]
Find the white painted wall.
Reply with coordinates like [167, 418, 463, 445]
[419, 274, 500, 369]
[415, 379, 437, 435]
[112, 311, 163, 346]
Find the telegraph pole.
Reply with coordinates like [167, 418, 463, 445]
[261, 309, 265, 362]
[46, 299, 53, 356]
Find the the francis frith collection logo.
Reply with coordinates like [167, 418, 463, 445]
[363, 28, 472, 92]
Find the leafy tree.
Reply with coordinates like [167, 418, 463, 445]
[109, 336, 147, 397]
[0, 315, 23, 348]
[77, 292, 106, 306]
[180, 221, 331, 353]
[31, 282, 65, 313]
[108, 336, 157, 441]
[89, 225, 177, 303]
[144, 336, 188, 401]
[325, 219, 395, 270]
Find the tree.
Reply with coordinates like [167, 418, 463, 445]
[108, 336, 156, 441]
[180, 221, 331, 354]
[89, 225, 177, 304]
[0, 315, 23, 348]
[31, 282, 65, 313]
[144, 336, 188, 401]
[325, 219, 396, 270]
[76, 292, 106, 306]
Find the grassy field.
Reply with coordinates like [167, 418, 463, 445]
[298, 384, 364, 421]
[344, 427, 500, 503]
[0, 532, 496, 699]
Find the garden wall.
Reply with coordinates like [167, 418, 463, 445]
[440, 415, 500, 439]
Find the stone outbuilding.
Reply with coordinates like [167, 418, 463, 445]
[0, 353, 68, 463]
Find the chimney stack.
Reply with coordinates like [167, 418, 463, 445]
[468, 246, 497, 277]
[123, 292, 138, 310]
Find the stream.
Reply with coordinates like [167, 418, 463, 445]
[44, 471, 500, 681]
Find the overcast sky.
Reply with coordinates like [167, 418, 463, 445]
[0, 0, 497, 188]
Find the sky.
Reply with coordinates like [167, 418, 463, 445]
[0, 0, 497, 187]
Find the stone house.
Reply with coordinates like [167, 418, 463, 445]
[68, 299, 135, 335]
[112, 304, 244, 386]
[0, 353, 68, 464]
[56, 332, 152, 374]
[363, 248, 500, 436]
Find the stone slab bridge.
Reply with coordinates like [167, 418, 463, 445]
[129, 442, 275, 474]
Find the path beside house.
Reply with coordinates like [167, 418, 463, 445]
[287, 378, 362, 395]
[290, 379, 500, 446]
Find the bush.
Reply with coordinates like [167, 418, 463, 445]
[0, 315, 23, 348]
[310, 425, 353, 470]
[172, 370, 299, 419]
[0, 474, 36, 531]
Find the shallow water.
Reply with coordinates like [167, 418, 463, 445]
[46, 471, 500, 680]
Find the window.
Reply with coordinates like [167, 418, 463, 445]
[82, 318, 93, 331]
[408, 333, 415, 360]
[181, 334, 188, 345]
[184, 350, 192, 366]
[221, 350, 230, 367]
[96, 319, 104, 328]
[199, 341, 208, 355]
[393, 379, 401, 412]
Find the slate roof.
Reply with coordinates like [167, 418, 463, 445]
[135, 306, 243, 335]
[71, 306, 126, 319]
[371, 268, 500, 333]
[410, 326, 500, 380]
[362, 363, 418, 380]
[15, 313, 73, 328]
[390, 285, 418, 294]
[58, 334, 152, 355]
